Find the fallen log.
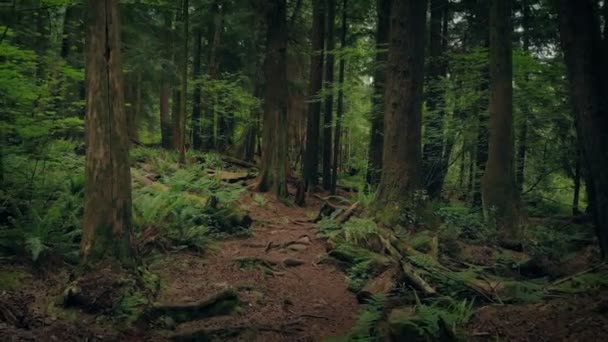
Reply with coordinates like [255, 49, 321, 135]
[144, 288, 239, 324]
[337, 201, 360, 224]
[206, 169, 256, 183]
[220, 155, 257, 169]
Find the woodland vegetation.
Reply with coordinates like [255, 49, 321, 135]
[1, 0, 608, 341]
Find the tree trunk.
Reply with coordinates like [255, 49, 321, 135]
[366, 0, 390, 188]
[303, 0, 326, 192]
[572, 146, 581, 216]
[516, 0, 530, 191]
[178, 0, 189, 165]
[160, 11, 173, 149]
[81, 0, 134, 267]
[322, 0, 336, 190]
[422, 0, 449, 199]
[203, 0, 224, 151]
[374, 0, 427, 221]
[257, 0, 289, 199]
[482, 0, 521, 239]
[192, 27, 203, 150]
[172, 89, 181, 150]
[331, 0, 348, 195]
[558, 0, 608, 257]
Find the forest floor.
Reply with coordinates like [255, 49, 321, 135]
[2, 160, 608, 341]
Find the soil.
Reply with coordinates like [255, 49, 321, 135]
[468, 291, 608, 341]
[149, 188, 359, 341]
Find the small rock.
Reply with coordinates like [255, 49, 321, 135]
[287, 244, 308, 252]
[283, 258, 305, 267]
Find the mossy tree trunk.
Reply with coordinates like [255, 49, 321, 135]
[257, 0, 288, 200]
[192, 27, 203, 150]
[81, 0, 134, 267]
[481, 0, 521, 239]
[374, 0, 427, 219]
[558, 0, 608, 258]
[366, 0, 390, 188]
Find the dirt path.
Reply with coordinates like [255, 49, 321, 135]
[152, 190, 359, 341]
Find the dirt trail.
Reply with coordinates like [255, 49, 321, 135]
[152, 189, 359, 341]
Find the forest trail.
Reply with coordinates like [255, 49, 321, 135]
[151, 187, 359, 341]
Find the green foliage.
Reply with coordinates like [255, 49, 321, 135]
[345, 295, 386, 342]
[403, 296, 475, 340]
[344, 218, 378, 247]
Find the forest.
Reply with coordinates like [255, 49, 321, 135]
[1, 0, 608, 340]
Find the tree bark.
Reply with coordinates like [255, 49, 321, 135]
[303, 0, 326, 192]
[558, 0, 608, 257]
[482, 0, 521, 239]
[374, 0, 427, 220]
[81, 0, 133, 267]
[366, 0, 390, 188]
[257, 0, 289, 199]
[322, 0, 336, 190]
[203, 0, 224, 151]
[331, 0, 348, 195]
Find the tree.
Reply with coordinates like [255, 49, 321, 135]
[481, 0, 521, 238]
[374, 0, 427, 219]
[191, 26, 203, 150]
[331, 0, 348, 194]
[178, 0, 189, 165]
[257, 0, 289, 199]
[516, 0, 531, 190]
[303, 0, 326, 192]
[322, 0, 336, 190]
[366, 0, 391, 188]
[81, 0, 134, 266]
[558, 0, 608, 257]
[160, 11, 173, 150]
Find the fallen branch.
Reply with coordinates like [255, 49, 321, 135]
[144, 288, 239, 324]
[337, 201, 360, 224]
[220, 155, 257, 169]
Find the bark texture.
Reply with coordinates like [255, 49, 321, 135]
[558, 0, 608, 257]
[481, 0, 521, 239]
[81, 0, 133, 267]
[303, 0, 326, 191]
[257, 0, 289, 199]
[374, 0, 427, 218]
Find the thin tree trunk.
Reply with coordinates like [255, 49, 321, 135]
[192, 27, 203, 150]
[322, 0, 336, 190]
[178, 0, 188, 165]
[331, 0, 348, 195]
[516, 0, 530, 191]
[374, 0, 427, 222]
[257, 0, 288, 199]
[366, 0, 390, 188]
[302, 0, 326, 193]
[81, 0, 133, 266]
[558, 0, 608, 257]
[204, 0, 224, 151]
[160, 82, 172, 149]
[482, 0, 521, 239]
